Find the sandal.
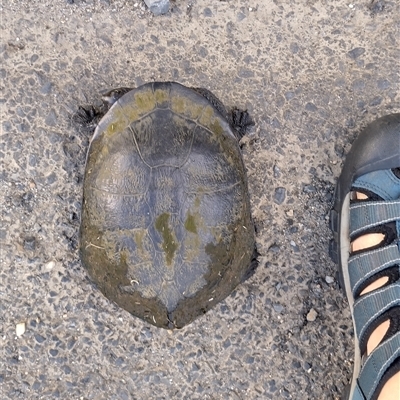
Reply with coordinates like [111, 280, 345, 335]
[329, 114, 400, 400]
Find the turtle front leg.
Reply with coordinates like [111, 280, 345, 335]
[73, 105, 104, 132]
[73, 87, 134, 132]
[230, 108, 254, 139]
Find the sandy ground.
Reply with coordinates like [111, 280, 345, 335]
[1, 0, 399, 399]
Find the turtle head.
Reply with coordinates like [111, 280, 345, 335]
[101, 87, 133, 106]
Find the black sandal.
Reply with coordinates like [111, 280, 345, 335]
[330, 114, 400, 400]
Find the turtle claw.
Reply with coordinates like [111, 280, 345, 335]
[72, 105, 103, 131]
[231, 108, 255, 139]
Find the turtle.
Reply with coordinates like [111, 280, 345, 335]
[77, 81, 258, 329]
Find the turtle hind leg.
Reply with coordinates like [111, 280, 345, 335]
[241, 244, 259, 283]
[191, 86, 255, 140]
[230, 108, 255, 139]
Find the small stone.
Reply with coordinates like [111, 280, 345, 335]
[325, 275, 334, 284]
[23, 236, 36, 251]
[46, 172, 57, 185]
[290, 42, 299, 54]
[369, 0, 385, 14]
[40, 82, 52, 94]
[16, 322, 26, 337]
[291, 360, 301, 369]
[273, 303, 284, 313]
[144, 0, 169, 15]
[290, 240, 300, 252]
[245, 355, 255, 364]
[305, 102, 317, 112]
[273, 164, 281, 178]
[348, 47, 365, 59]
[369, 97, 382, 106]
[203, 7, 212, 17]
[45, 109, 57, 127]
[377, 78, 390, 90]
[34, 333, 46, 343]
[303, 184, 316, 194]
[237, 11, 246, 22]
[284, 91, 295, 100]
[306, 308, 318, 322]
[45, 261, 55, 271]
[286, 209, 294, 217]
[28, 180, 36, 190]
[268, 244, 280, 253]
[273, 187, 286, 205]
[303, 362, 312, 371]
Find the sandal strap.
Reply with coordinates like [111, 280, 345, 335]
[350, 384, 366, 400]
[352, 169, 400, 239]
[349, 244, 400, 297]
[356, 331, 400, 400]
[353, 282, 400, 343]
[350, 199, 400, 238]
[353, 169, 400, 201]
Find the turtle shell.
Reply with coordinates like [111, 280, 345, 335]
[80, 82, 256, 328]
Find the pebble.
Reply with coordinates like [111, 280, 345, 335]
[306, 308, 318, 322]
[286, 209, 294, 217]
[290, 242, 300, 252]
[45, 261, 55, 271]
[23, 236, 36, 251]
[348, 47, 365, 59]
[303, 184, 316, 194]
[273, 303, 284, 313]
[369, 0, 386, 14]
[45, 110, 58, 127]
[16, 322, 26, 337]
[273, 165, 281, 178]
[273, 187, 286, 205]
[303, 362, 312, 372]
[268, 244, 280, 253]
[325, 275, 334, 284]
[28, 180, 36, 190]
[144, 0, 169, 15]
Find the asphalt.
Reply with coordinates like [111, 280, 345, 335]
[1, 0, 399, 399]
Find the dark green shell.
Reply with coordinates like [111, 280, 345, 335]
[80, 82, 256, 328]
